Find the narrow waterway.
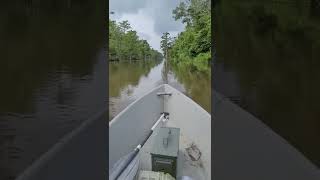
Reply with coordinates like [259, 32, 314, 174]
[109, 60, 211, 120]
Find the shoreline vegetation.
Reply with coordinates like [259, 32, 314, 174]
[161, 0, 211, 75]
[108, 20, 163, 62]
[108, 0, 211, 76]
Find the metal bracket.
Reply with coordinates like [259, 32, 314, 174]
[161, 112, 169, 117]
[157, 92, 172, 96]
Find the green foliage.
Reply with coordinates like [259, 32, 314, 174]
[192, 51, 211, 72]
[170, 0, 211, 73]
[119, 20, 131, 33]
[109, 19, 163, 61]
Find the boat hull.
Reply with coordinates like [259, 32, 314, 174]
[109, 84, 211, 179]
[109, 85, 164, 169]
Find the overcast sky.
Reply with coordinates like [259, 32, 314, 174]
[109, 0, 185, 52]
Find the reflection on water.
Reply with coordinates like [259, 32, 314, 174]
[109, 60, 163, 119]
[169, 64, 211, 113]
[0, 2, 106, 179]
[109, 60, 211, 120]
[214, 0, 320, 167]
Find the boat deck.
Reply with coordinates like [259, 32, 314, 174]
[139, 119, 207, 179]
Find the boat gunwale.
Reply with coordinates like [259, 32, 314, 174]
[16, 107, 108, 180]
[163, 84, 211, 119]
[109, 84, 211, 127]
[109, 84, 164, 126]
[214, 90, 320, 170]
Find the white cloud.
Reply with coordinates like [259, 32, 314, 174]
[110, 0, 185, 53]
[116, 9, 162, 51]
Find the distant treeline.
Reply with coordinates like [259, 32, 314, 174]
[161, 0, 211, 73]
[109, 20, 163, 61]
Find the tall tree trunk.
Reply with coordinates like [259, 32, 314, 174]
[118, 36, 122, 62]
[166, 48, 168, 60]
[165, 48, 168, 70]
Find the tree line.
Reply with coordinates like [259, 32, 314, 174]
[109, 20, 163, 61]
[160, 0, 211, 73]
